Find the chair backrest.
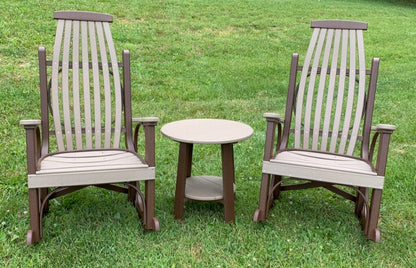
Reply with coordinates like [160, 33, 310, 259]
[40, 11, 128, 152]
[283, 20, 378, 157]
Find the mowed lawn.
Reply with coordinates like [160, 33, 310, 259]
[0, 0, 415, 266]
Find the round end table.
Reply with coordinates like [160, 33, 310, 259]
[161, 118, 253, 222]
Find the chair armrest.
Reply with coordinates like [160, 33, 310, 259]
[371, 124, 396, 132]
[20, 119, 41, 127]
[20, 120, 42, 174]
[132, 117, 159, 124]
[263, 113, 283, 123]
[369, 124, 396, 176]
[263, 113, 283, 161]
[133, 117, 159, 167]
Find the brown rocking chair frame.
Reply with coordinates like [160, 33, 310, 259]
[21, 11, 160, 245]
[253, 20, 395, 242]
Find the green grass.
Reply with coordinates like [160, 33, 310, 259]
[1, 0, 416, 266]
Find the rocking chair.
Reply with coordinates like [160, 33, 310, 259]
[253, 20, 395, 242]
[21, 11, 160, 245]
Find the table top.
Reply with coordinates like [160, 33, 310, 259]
[161, 118, 253, 144]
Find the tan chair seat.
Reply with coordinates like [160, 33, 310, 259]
[29, 150, 154, 188]
[263, 150, 383, 189]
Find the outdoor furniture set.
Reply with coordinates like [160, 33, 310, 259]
[20, 11, 395, 245]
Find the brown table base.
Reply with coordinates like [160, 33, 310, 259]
[174, 142, 235, 222]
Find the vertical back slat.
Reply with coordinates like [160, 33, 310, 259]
[51, 20, 65, 151]
[103, 22, 122, 148]
[320, 29, 341, 151]
[329, 29, 349, 152]
[347, 30, 366, 155]
[303, 28, 327, 149]
[312, 29, 333, 150]
[81, 21, 93, 149]
[96, 21, 112, 148]
[62, 20, 73, 151]
[295, 28, 320, 148]
[338, 30, 357, 154]
[72, 20, 83, 150]
[88, 21, 102, 148]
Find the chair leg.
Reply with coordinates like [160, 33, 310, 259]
[271, 175, 282, 200]
[128, 183, 138, 204]
[355, 187, 366, 216]
[144, 180, 159, 231]
[27, 188, 41, 245]
[355, 187, 368, 231]
[40, 188, 49, 215]
[253, 173, 271, 222]
[365, 189, 382, 242]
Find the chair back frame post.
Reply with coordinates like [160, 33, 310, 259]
[280, 53, 300, 151]
[38, 47, 50, 156]
[361, 58, 379, 159]
[122, 50, 135, 152]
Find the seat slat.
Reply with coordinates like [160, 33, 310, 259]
[38, 164, 148, 174]
[34, 150, 148, 181]
[42, 150, 137, 160]
[270, 150, 375, 175]
[51, 20, 65, 151]
[72, 20, 83, 150]
[41, 151, 138, 165]
[42, 160, 138, 169]
[40, 156, 146, 171]
[47, 150, 128, 158]
[263, 151, 383, 189]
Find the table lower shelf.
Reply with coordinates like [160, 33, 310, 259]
[185, 175, 235, 201]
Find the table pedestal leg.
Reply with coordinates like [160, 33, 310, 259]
[221, 143, 235, 223]
[174, 142, 193, 220]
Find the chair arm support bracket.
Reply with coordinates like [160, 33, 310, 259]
[133, 117, 159, 167]
[369, 124, 396, 175]
[263, 113, 283, 161]
[20, 120, 42, 174]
